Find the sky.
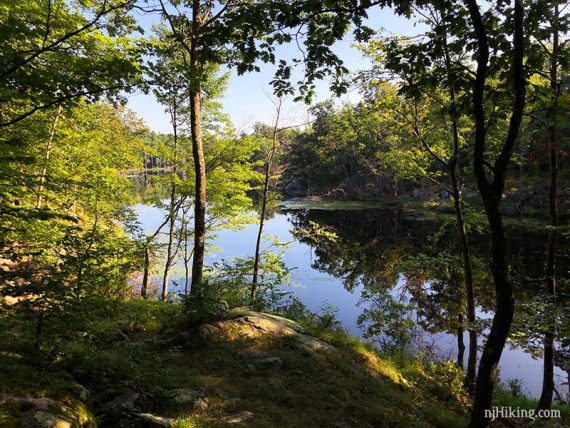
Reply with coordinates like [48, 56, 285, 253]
[127, 6, 422, 134]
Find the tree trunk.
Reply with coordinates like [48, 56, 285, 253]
[465, 1, 525, 426]
[470, 203, 515, 427]
[537, 230, 558, 410]
[182, 207, 191, 295]
[251, 181, 267, 302]
[441, 21, 478, 391]
[162, 101, 179, 301]
[141, 200, 181, 299]
[538, 2, 559, 410]
[252, 101, 281, 302]
[189, 2, 206, 296]
[36, 105, 62, 209]
[457, 313, 465, 369]
[162, 182, 176, 300]
[450, 166, 477, 391]
[141, 246, 150, 298]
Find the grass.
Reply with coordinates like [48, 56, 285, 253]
[0, 297, 567, 427]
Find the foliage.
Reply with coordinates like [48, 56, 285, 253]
[201, 242, 291, 311]
[0, 101, 149, 352]
[426, 360, 466, 402]
[399, 252, 466, 335]
[357, 287, 417, 351]
[0, 0, 143, 126]
[279, 300, 342, 333]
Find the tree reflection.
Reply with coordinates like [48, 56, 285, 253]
[288, 207, 570, 394]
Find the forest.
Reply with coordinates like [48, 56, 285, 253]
[0, 0, 569, 427]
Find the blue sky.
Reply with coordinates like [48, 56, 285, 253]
[127, 6, 421, 133]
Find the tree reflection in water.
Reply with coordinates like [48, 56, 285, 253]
[288, 207, 569, 396]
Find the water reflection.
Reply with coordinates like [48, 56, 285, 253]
[286, 207, 569, 399]
[132, 201, 569, 399]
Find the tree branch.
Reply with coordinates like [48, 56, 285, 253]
[1, 0, 130, 79]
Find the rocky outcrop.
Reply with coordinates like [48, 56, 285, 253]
[0, 394, 96, 427]
[282, 177, 308, 197]
[100, 389, 140, 415]
[168, 388, 208, 410]
[198, 307, 333, 354]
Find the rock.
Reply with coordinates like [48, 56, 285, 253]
[193, 397, 209, 412]
[214, 308, 333, 354]
[198, 323, 222, 341]
[296, 333, 334, 354]
[2, 295, 26, 306]
[168, 388, 205, 406]
[0, 351, 22, 359]
[251, 357, 282, 369]
[0, 394, 66, 412]
[70, 383, 91, 403]
[0, 394, 94, 427]
[224, 309, 308, 337]
[135, 413, 177, 427]
[101, 389, 140, 414]
[283, 177, 308, 196]
[213, 300, 229, 315]
[220, 410, 254, 424]
[20, 410, 73, 428]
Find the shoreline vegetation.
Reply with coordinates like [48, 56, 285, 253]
[2, 1, 569, 426]
[2, 297, 567, 427]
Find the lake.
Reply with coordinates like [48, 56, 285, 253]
[133, 200, 569, 399]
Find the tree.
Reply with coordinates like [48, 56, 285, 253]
[463, 1, 526, 425]
[534, 0, 569, 411]
[250, 98, 304, 302]
[0, 101, 148, 350]
[146, 27, 192, 300]
[359, 6, 480, 386]
[251, 102, 282, 302]
[287, 99, 404, 198]
[155, 0, 384, 295]
[0, 0, 142, 127]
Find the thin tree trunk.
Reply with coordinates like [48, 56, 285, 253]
[457, 313, 465, 369]
[538, 1, 559, 410]
[538, 233, 556, 408]
[141, 198, 184, 299]
[162, 100, 179, 301]
[142, 246, 150, 298]
[450, 167, 477, 390]
[143, 151, 148, 183]
[441, 20, 478, 391]
[465, 1, 526, 426]
[179, 205, 194, 295]
[162, 182, 177, 300]
[181, 207, 190, 294]
[251, 181, 268, 301]
[252, 100, 282, 302]
[189, 2, 206, 295]
[77, 213, 99, 290]
[36, 105, 62, 209]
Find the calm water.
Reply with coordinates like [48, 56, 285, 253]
[133, 202, 569, 399]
